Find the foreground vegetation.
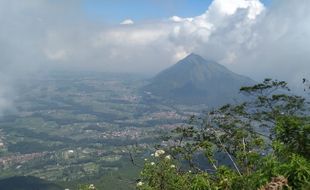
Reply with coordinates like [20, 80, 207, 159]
[137, 79, 310, 190]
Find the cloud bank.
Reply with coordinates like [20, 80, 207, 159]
[0, 0, 310, 114]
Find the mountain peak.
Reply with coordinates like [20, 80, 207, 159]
[187, 53, 201, 58]
[183, 53, 206, 62]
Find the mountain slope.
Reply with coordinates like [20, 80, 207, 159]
[0, 176, 63, 190]
[143, 53, 255, 106]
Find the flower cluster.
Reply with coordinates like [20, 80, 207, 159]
[137, 149, 178, 189]
[136, 181, 143, 187]
[154, 149, 165, 157]
[165, 155, 171, 160]
[88, 184, 96, 190]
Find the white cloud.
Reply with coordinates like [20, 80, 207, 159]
[210, 0, 264, 19]
[165, 0, 265, 69]
[0, 0, 266, 75]
[170, 16, 193, 23]
[44, 49, 68, 61]
[120, 19, 134, 25]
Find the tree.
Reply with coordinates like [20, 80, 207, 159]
[138, 79, 310, 190]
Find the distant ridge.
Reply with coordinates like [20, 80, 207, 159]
[143, 53, 255, 106]
[0, 176, 63, 190]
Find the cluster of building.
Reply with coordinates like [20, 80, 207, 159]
[158, 124, 180, 131]
[119, 95, 140, 103]
[0, 131, 6, 150]
[100, 128, 143, 139]
[146, 111, 186, 120]
[0, 152, 48, 167]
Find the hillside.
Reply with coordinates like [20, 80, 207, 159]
[0, 176, 63, 190]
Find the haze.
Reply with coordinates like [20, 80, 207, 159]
[0, 0, 310, 114]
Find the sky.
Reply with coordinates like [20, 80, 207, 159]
[0, 0, 309, 114]
[82, 0, 214, 23]
[82, 0, 272, 23]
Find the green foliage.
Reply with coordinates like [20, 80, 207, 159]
[274, 116, 310, 158]
[140, 158, 188, 190]
[138, 79, 310, 190]
[278, 154, 310, 189]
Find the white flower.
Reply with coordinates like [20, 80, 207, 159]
[165, 155, 172, 160]
[154, 149, 165, 157]
[151, 153, 154, 157]
[150, 162, 155, 165]
[144, 158, 148, 161]
[188, 170, 192, 173]
[137, 181, 144, 187]
[88, 184, 96, 190]
[170, 164, 176, 168]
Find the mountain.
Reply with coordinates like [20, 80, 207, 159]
[143, 53, 255, 106]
